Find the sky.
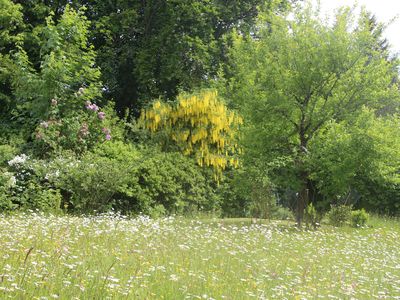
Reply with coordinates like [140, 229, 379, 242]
[315, 0, 400, 55]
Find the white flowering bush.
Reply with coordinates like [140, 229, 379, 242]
[2, 154, 62, 212]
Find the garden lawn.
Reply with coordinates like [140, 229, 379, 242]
[0, 213, 399, 299]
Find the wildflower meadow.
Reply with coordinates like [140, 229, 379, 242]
[1, 213, 399, 299]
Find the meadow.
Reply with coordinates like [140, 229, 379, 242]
[0, 214, 399, 299]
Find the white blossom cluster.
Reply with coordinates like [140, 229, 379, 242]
[7, 154, 28, 167]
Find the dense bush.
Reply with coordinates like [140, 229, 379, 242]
[1, 2, 399, 220]
[34, 143, 219, 215]
[0, 169, 15, 211]
[271, 206, 293, 220]
[130, 151, 220, 215]
[0, 144, 17, 166]
[1, 154, 62, 212]
[351, 209, 369, 227]
[327, 205, 352, 227]
[50, 154, 133, 212]
[219, 167, 281, 218]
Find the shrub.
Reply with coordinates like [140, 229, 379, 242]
[1, 142, 221, 216]
[351, 209, 369, 227]
[51, 153, 133, 213]
[247, 177, 277, 219]
[147, 204, 167, 219]
[32, 102, 122, 156]
[0, 169, 16, 211]
[0, 144, 17, 166]
[327, 205, 352, 227]
[271, 205, 293, 220]
[304, 203, 318, 229]
[221, 167, 278, 219]
[4, 154, 62, 212]
[17, 185, 62, 213]
[47, 144, 219, 215]
[130, 151, 220, 215]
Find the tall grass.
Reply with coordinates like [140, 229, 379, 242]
[0, 213, 399, 299]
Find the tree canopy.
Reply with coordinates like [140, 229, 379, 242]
[223, 4, 400, 223]
[0, 0, 399, 221]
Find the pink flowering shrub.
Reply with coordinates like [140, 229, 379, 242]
[33, 95, 118, 156]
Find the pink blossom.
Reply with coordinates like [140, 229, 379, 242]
[85, 101, 99, 112]
[98, 112, 106, 120]
[102, 127, 111, 140]
[91, 104, 99, 112]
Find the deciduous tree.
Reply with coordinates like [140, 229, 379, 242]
[224, 4, 400, 224]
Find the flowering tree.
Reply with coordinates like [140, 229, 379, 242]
[12, 5, 112, 154]
[140, 90, 242, 179]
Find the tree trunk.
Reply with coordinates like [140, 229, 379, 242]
[296, 128, 309, 227]
[296, 171, 309, 227]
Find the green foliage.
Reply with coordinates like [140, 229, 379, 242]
[17, 186, 62, 213]
[1, 0, 399, 219]
[0, 144, 17, 166]
[351, 209, 369, 227]
[88, 0, 288, 114]
[10, 5, 111, 155]
[131, 151, 220, 215]
[0, 169, 16, 211]
[39, 143, 219, 215]
[223, 3, 400, 222]
[33, 102, 122, 156]
[215, 171, 248, 218]
[309, 109, 400, 213]
[327, 205, 352, 227]
[50, 152, 134, 213]
[304, 203, 318, 229]
[0, 0, 24, 50]
[247, 176, 277, 219]
[271, 205, 294, 220]
[0, 0, 24, 126]
[217, 166, 279, 218]
[147, 204, 167, 219]
[13, 5, 102, 118]
[3, 154, 61, 212]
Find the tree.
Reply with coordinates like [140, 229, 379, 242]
[88, 0, 297, 115]
[0, 0, 24, 131]
[223, 4, 400, 225]
[11, 0, 296, 115]
[11, 5, 113, 154]
[140, 90, 242, 179]
[308, 109, 400, 214]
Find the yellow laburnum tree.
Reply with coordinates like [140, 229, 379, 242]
[140, 90, 243, 179]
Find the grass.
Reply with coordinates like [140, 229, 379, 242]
[0, 213, 399, 299]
